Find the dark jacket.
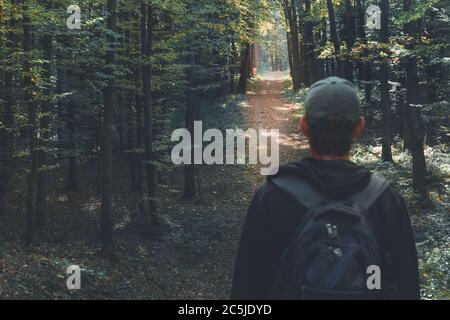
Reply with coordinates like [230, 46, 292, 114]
[231, 157, 420, 300]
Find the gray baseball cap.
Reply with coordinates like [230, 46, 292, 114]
[304, 76, 361, 127]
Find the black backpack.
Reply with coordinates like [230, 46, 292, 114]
[270, 174, 390, 300]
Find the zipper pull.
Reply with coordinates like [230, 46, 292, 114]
[326, 223, 338, 238]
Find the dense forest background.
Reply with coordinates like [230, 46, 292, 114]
[0, 0, 448, 299]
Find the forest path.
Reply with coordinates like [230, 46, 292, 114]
[244, 71, 308, 167]
[161, 72, 310, 299]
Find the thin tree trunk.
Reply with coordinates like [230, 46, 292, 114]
[343, 0, 354, 81]
[127, 98, 137, 192]
[355, 0, 366, 81]
[302, 0, 317, 85]
[248, 43, 254, 78]
[141, 3, 157, 220]
[404, 0, 426, 191]
[101, 0, 117, 256]
[282, 0, 301, 89]
[66, 99, 78, 190]
[23, 0, 38, 245]
[286, 32, 294, 79]
[134, 70, 146, 216]
[237, 42, 251, 94]
[380, 0, 393, 162]
[355, 0, 372, 102]
[183, 48, 197, 200]
[36, 1, 53, 227]
[230, 38, 238, 93]
[117, 94, 126, 157]
[290, 0, 303, 87]
[321, 19, 331, 77]
[326, 0, 341, 76]
[0, 0, 17, 214]
[124, 14, 137, 192]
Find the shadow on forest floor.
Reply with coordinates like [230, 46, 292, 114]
[0, 76, 302, 299]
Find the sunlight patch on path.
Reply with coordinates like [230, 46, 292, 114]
[259, 71, 290, 81]
[243, 72, 309, 168]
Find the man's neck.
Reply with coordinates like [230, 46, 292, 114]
[309, 150, 350, 161]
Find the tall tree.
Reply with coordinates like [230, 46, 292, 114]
[23, 0, 38, 245]
[355, 0, 372, 102]
[101, 0, 117, 255]
[134, 69, 146, 216]
[343, 0, 355, 81]
[403, 0, 426, 191]
[36, 0, 53, 227]
[326, 0, 341, 76]
[0, 0, 17, 214]
[282, 0, 302, 90]
[237, 42, 251, 94]
[379, 0, 393, 162]
[183, 48, 197, 199]
[302, 0, 317, 85]
[141, 2, 157, 219]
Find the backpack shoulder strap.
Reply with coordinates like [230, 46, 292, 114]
[270, 175, 328, 211]
[348, 174, 390, 212]
[271, 174, 390, 212]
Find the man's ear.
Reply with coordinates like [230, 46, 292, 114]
[300, 116, 310, 138]
[352, 117, 366, 139]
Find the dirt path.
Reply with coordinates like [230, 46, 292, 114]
[163, 72, 311, 299]
[191, 71, 310, 298]
[245, 71, 309, 165]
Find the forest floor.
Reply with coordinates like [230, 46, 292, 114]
[0, 71, 306, 299]
[0, 72, 448, 299]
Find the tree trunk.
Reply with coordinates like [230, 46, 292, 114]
[230, 38, 238, 93]
[404, 0, 426, 192]
[380, 0, 393, 162]
[183, 48, 197, 200]
[343, 0, 354, 81]
[283, 0, 302, 89]
[321, 19, 332, 77]
[355, 0, 372, 102]
[286, 32, 294, 79]
[141, 3, 157, 220]
[327, 0, 342, 76]
[66, 99, 78, 191]
[23, 0, 38, 245]
[355, 0, 366, 81]
[134, 70, 146, 216]
[0, 0, 16, 214]
[101, 0, 117, 256]
[290, 0, 303, 87]
[237, 42, 251, 94]
[250, 44, 258, 77]
[36, 2, 53, 227]
[127, 97, 137, 192]
[302, 0, 317, 85]
[326, 0, 341, 76]
[124, 15, 137, 192]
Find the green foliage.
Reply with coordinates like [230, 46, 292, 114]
[394, 0, 441, 27]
